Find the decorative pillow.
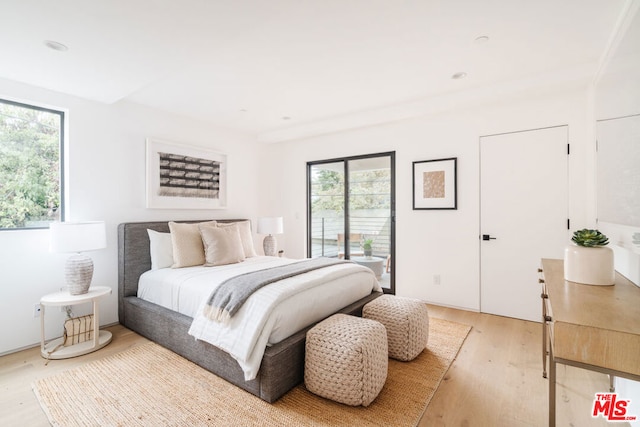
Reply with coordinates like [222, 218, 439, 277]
[199, 223, 246, 266]
[168, 221, 217, 268]
[217, 221, 258, 258]
[147, 229, 173, 270]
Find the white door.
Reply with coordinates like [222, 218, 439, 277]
[480, 126, 568, 322]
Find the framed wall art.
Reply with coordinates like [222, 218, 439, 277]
[412, 157, 457, 210]
[146, 138, 227, 209]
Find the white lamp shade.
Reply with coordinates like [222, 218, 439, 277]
[257, 217, 283, 235]
[50, 221, 107, 253]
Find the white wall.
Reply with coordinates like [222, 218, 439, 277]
[260, 89, 592, 310]
[0, 78, 263, 355]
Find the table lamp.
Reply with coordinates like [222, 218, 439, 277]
[50, 221, 107, 295]
[257, 217, 283, 257]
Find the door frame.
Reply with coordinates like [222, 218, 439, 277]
[306, 151, 396, 294]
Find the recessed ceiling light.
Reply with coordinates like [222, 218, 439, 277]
[282, 116, 291, 121]
[475, 35, 490, 44]
[44, 40, 68, 52]
[239, 109, 247, 113]
[452, 72, 467, 80]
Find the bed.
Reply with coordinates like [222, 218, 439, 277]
[118, 219, 382, 403]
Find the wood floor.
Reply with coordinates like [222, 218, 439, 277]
[0, 305, 622, 427]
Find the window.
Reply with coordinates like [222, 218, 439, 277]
[0, 99, 64, 229]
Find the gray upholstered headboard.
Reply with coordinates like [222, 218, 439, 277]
[117, 219, 247, 323]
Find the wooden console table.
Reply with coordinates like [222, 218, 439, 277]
[540, 258, 640, 426]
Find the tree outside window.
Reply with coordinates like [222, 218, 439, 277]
[0, 99, 64, 229]
[311, 168, 391, 212]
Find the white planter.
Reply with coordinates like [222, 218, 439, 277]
[564, 245, 615, 286]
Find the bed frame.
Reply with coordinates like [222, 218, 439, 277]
[117, 220, 382, 403]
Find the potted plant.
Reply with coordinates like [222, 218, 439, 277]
[564, 229, 614, 286]
[362, 238, 374, 259]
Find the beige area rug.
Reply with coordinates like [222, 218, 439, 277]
[33, 318, 470, 427]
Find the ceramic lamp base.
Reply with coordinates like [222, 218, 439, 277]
[263, 234, 277, 257]
[564, 245, 614, 286]
[65, 253, 94, 295]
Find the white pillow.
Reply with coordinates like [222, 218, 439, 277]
[147, 229, 173, 270]
[217, 221, 258, 258]
[199, 223, 246, 266]
[168, 221, 217, 268]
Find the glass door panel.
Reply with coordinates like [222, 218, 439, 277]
[348, 157, 392, 290]
[309, 162, 345, 258]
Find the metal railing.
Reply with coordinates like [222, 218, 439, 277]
[311, 214, 390, 259]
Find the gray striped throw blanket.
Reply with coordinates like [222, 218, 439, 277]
[203, 258, 348, 323]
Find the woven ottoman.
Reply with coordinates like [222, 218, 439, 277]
[304, 314, 388, 406]
[363, 295, 429, 361]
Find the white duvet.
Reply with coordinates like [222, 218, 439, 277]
[138, 256, 381, 380]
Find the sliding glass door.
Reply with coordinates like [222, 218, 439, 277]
[307, 152, 395, 293]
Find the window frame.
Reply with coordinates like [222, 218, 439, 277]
[306, 151, 396, 294]
[0, 97, 65, 230]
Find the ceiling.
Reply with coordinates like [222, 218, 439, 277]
[0, 1, 632, 142]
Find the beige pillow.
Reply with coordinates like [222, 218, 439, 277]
[217, 221, 258, 258]
[168, 221, 216, 268]
[199, 223, 246, 266]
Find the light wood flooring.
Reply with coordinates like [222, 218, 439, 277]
[0, 305, 624, 426]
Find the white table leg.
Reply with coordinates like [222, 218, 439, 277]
[92, 298, 99, 349]
[40, 305, 45, 353]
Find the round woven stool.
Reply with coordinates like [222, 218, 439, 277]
[304, 314, 388, 406]
[363, 295, 429, 361]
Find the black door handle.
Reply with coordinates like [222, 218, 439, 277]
[482, 234, 497, 241]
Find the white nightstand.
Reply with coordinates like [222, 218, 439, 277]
[40, 286, 113, 360]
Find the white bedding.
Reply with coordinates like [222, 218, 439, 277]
[138, 256, 381, 380]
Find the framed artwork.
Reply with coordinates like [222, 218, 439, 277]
[146, 138, 227, 209]
[412, 157, 457, 210]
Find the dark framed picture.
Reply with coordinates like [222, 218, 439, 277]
[412, 157, 457, 210]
